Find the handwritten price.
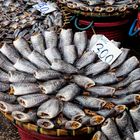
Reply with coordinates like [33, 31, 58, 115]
[91, 36, 122, 65]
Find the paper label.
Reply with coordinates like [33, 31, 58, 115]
[33, 2, 57, 14]
[134, 131, 140, 140]
[91, 35, 122, 65]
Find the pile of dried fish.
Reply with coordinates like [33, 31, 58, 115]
[58, 0, 139, 13]
[0, 29, 140, 139]
[0, 0, 63, 44]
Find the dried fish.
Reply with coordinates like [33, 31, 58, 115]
[9, 71, 36, 83]
[73, 115, 91, 125]
[90, 115, 105, 126]
[112, 68, 140, 88]
[0, 69, 9, 82]
[12, 110, 37, 123]
[0, 42, 20, 63]
[75, 96, 106, 110]
[44, 47, 61, 63]
[0, 82, 10, 92]
[10, 83, 40, 95]
[115, 111, 134, 139]
[84, 61, 109, 76]
[65, 121, 82, 130]
[17, 94, 48, 108]
[13, 37, 32, 59]
[0, 92, 16, 103]
[92, 72, 118, 85]
[96, 105, 126, 118]
[14, 58, 37, 74]
[62, 45, 77, 64]
[39, 79, 66, 94]
[63, 102, 85, 120]
[110, 48, 130, 69]
[0, 101, 24, 113]
[75, 51, 97, 69]
[101, 118, 121, 140]
[91, 131, 107, 140]
[115, 56, 139, 77]
[56, 83, 80, 101]
[34, 69, 62, 81]
[72, 75, 95, 89]
[31, 32, 45, 55]
[114, 80, 140, 97]
[51, 59, 78, 74]
[0, 52, 16, 72]
[74, 31, 87, 58]
[44, 31, 58, 48]
[87, 86, 115, 97]
[130, 105, 140, 130]
[37, 119, 54, 129]
[108, 94, 140, 105]
[28, 50, 50, 69]
[37, 98, 63, 119]
[59, 29, 73, 51]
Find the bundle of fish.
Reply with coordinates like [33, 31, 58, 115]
[0, 29, 140, 139]
[0, 0, 63, 44]
[58, 0, 139, 13]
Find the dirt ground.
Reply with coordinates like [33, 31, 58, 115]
[0, 113, 20, 140]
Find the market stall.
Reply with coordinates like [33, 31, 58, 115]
[0, 0, 140, 140]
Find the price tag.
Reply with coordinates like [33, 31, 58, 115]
[91, 35, 122, 65]
[33, 2, 57, 14]
[134, 131, 140, 140]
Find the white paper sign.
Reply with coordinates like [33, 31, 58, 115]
[91, 35, 122, 65]
[134, 131, 140, 140]
[33, 2, 57, 14]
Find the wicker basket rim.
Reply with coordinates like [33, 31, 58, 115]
[0, 111, 94, 137]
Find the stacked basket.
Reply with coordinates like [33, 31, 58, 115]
[58, 0, 139, 41]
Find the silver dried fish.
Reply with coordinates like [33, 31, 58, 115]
[75, 50, 97, 69]
[37, 98, 63, 119]
[31, 32, 46, 55]
[74, 31, 87, 58]
[9, 71, 36, 83]
[56, 83, 80, 101]
[51, 59, 78, 74]
[63, 102, 85, 120]
[62, 45, 77, 64]
[14, 58, 37, 74]
[28, 50, 50, 69]
[72, 75, 95, 88]
[34, 69, 62, 81]
[10, 83, 40, 95]
[0, 42, 20, 63]
[39, 79, 66, 94]
[12, 110, 37, 123]
[13, 37, 32, 59]
[0, 101, 24, 113]
[17, 94, 48, 108]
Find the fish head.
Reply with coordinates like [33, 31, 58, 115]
[90, 115, 105, 126]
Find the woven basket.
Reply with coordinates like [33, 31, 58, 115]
[0, 111, 94, 140]
[58, 0, 139, 18]
[72, 17, 134, 41]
